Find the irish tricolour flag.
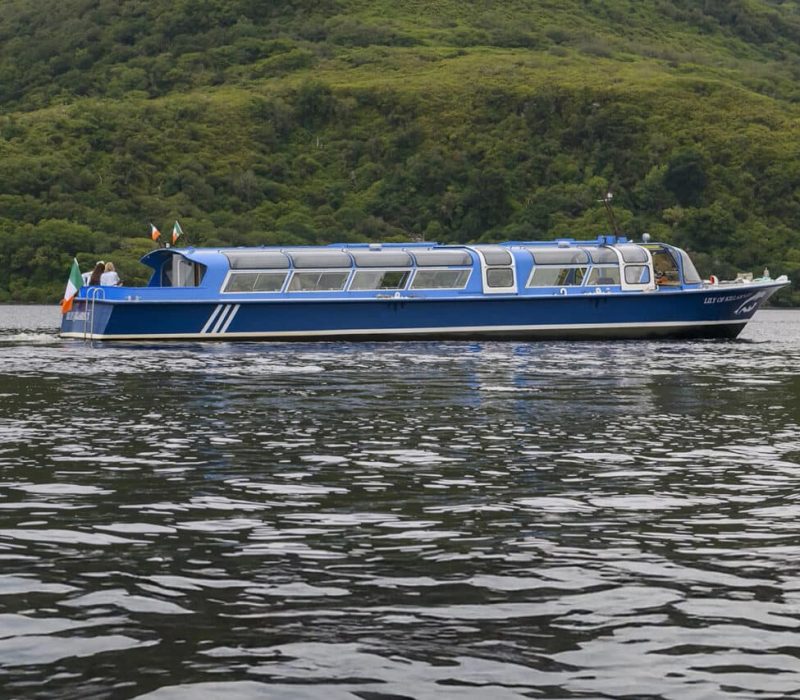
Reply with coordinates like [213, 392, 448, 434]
[172, 220, 184, 245]
[61, 258, 82, 314]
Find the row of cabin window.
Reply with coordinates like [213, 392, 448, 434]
[528, 265, 650, 286]
[224, 268, 472, 293]
[223, 264, 650, 294]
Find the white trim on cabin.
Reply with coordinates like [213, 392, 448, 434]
[469, 247, 517, 295]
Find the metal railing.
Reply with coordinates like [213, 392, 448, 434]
[84, 287, 105, 341]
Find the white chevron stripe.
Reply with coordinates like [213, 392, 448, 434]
[201, 305, 224, 334]
[211, 305, 234, 334]
[220, 304, 240, 333]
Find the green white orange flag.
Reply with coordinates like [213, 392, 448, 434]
[150, 223, 161, 242]
[172, 220, 184, 245]
[61, 258, 82, 314]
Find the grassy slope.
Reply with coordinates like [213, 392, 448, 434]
[1, 0, 800, 301]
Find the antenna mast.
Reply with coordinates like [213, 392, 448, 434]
[600, 191, 622, 237]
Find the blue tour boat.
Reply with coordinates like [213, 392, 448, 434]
[60, 236, 789, 341]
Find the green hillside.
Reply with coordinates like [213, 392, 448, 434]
[2, 0, 800, 303]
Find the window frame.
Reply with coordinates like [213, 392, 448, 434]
[222, 270, 288, 294]
[486, 267, 514, 288]
[409, 267, 472, 290]
[585, 265, 621, 286]
[526, 265, 587, 288]
[287, 269, 352, 292]
[349, 269, 412, 291]
[677, 249, 702, 284]
[624, 265, 651, 285]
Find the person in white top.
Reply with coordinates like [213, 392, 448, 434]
[100, 261, 122, 286]
[83, 260, 104, 284]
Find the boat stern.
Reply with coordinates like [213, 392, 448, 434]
[60, 297, 113, 339]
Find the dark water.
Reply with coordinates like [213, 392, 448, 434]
[2, 306, 800, 699]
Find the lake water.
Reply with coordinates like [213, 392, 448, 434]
[2, 305, 800, 699]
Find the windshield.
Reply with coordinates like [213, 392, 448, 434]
[678, 249, 702, 284]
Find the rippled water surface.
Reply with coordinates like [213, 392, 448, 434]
[2, 305, 800, 699]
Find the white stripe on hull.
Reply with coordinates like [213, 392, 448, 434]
[62, 318, 747, 341]
[200, 304, 241, 335]
[210, 304, 234, 334]
[220, 304, 240, 333]
[200, 304, 224, 334]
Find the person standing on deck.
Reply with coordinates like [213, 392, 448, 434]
[100, 262, 122, 286]
[87, 262, 105, 286]
[82, 260, 104, 284]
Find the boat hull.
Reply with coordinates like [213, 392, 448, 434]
[60, 282, 783, 342]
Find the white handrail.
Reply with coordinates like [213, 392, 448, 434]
[85, 287, 106, 341]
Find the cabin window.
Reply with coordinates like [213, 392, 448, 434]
[487, 268, 514, 288]
[351, 251, 413, 268]
[678, 249, 702, 284]
[650, 249, 681, 285]
[225, 251, 290, 269]
[527, 266, 586, 287]
[473, 246, 513, 266]
[412, 250, 473, 267]
[585, 248, 618, 264]
[586, 266, 621, 285]
[410, 269, 471, 289]
[288, 271, 350, 291]
[527, 248, 589, 265]
[617, 245, 649, 263]
[224, 272, 286, 293]
[350, 270, 410, 290]
[624, 265, 651, 285]
[288, 250, 352, 268]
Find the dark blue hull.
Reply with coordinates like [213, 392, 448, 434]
[60, 283, 783, 341]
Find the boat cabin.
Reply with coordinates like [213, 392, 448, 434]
[138, 237, 703, 299]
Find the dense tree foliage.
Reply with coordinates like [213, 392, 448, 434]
[1, 0, 800, 304]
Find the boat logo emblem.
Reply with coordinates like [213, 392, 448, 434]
[734, 291, 767, 316]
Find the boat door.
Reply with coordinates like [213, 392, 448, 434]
[615, 244, 656, 292]
[470, 245, 517, 295]
[170, 254, 206, 287]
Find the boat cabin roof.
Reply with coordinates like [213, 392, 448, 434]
[136, 235, 701, 297]
[140, 235, 656, 272]
[141, 243, 480, 272]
